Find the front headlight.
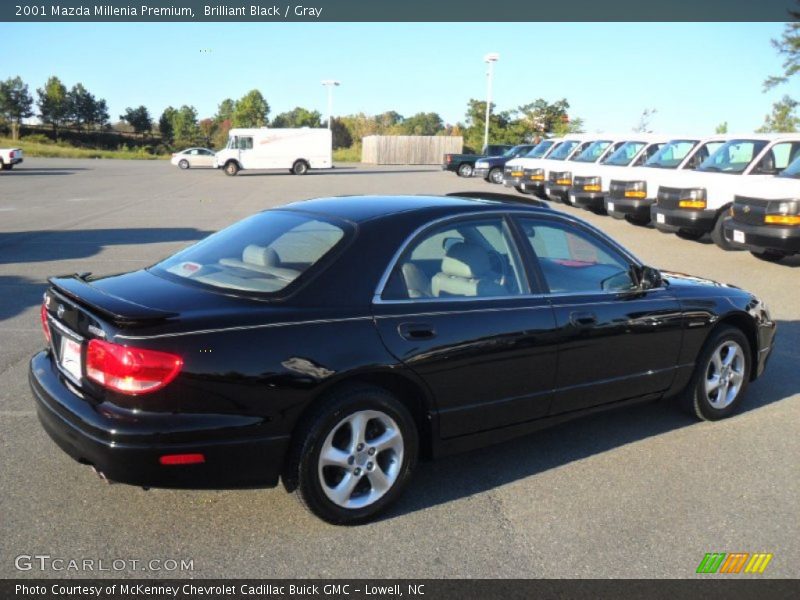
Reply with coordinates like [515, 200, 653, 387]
[678, 188, 707, 209]
[554, 172, 572, 185]
[525, 168, 544, 181]
[579, 176, 601, 192]
[624, 181, 647, 198]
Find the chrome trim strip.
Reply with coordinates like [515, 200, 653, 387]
[374, 305, 551, 320]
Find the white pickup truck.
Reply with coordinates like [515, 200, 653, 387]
[568, 135, 670, 212]
[651, 135, 800, 249]
[721, 156, 800, 261]
[604, 136, 728, 225]
[0, 147, 23, 170]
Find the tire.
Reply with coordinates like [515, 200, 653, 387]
[0, 161, 10, 171]
[514, 185, 530, 195]
[680, 325, 751, 421]
[292, 160, 309, 175]
[625, 214, 651, 226]
[676, 228, 704, 241]
[290, 385, 418, 524]
[457, 163, 473, 177]
[750, 249, 785, 263]
[488, 168, 503, 184]
[224, 161, 239, 176]
[178, 159, 190, 170]
[710, 213, 737, 250]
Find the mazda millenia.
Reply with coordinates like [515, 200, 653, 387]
[30, 194, 776, 523]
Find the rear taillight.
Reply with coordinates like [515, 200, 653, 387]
[40, 303, 51, 343]
[86, 339, 183, 395]
[9, 151, 15, 159]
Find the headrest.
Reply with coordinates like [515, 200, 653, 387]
[441, 243, 491, 279]
[243, 245, 280, 267]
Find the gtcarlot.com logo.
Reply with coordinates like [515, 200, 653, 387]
[696, 552, 773, 574]
[14, 554, 194, 572]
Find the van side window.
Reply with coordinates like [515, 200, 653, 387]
[237, 137, 254, 150]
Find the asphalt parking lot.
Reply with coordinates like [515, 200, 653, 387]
[0, 158, 798, 579]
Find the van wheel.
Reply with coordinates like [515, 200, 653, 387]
[750, 249, 785, 263]
[224, 161, 239, 176]
[292, 160, 309, 175]
[711, 214, 737, 250]
[457, 163, 473, 177]
[178, 159, 189, 170]
[676, 228, 704, 241]
[625, 214, 651, 226]
[489, 168, 503, 184]
[289, 385, 418, 524]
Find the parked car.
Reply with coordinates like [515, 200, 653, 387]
[30, 195, 775, 524]
[442, 144, 515, 177]
[605, 136, 728, 225]
[568, 136, 669, 211]
[506, 135, 595, 200]
[170, 148, 216, 169]
[473, 144, 537, 183]
[0, 147, 23, 170]
[502, 138, 562, 194]
[722, 155, 800, 261]
[651, 135, 800, 248]
[214, 127, 333, 176]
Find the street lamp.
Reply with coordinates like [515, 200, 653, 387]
[483, 53, 499, 151]
[321, 80, 340, 130]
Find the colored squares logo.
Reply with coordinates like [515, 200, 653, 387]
[697, 552, 773, 574]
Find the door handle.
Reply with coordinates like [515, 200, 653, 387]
[398, 323, 436, 341]
[569, 311, 597, 328]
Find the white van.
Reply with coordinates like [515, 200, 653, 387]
[215, 128, 332, 176]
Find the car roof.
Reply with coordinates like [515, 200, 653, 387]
[279, 194, 548, 223]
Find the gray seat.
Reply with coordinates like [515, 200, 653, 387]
[431, 242, 505, 298]
[401, 262, 432, 298]
[218, 244, 301, 281]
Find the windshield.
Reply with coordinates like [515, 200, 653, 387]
[524, 140, 555, 158]
[602, 141, 646, 166]
[697, 139, 769, 174]
[152, 211, 348, 294]
[779, 155, 800, 179]
[645, 140, 698, 168]
[548, 140, 580, 160]
[504, 145, 531, 158]
[573, 140, 612, 163]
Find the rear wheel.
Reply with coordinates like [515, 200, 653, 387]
[680, 326, 751, 421]
[178, 159, 190, 170]
[0, 161, 10, 171]
[292, 160, 309, 175]
[488, 168, 503, 184]
[457, 163, 473, 177]
[224, 161, 240, 176]
[291, 385, 418, 524]
[711, 213, 737, 250]
[750, 249, 786, 263]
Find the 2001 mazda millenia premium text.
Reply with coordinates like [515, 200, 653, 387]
[29, 195, 776, 524]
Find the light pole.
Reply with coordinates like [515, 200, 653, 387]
[321, 80, 340, 129]
[483, 53, 499, 151]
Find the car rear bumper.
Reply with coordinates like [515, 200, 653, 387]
[29, 351, 289, 489]
[722, 217, 800, 254]
[571, 191, 606, 210]
[651, 205, 716, 232]
[605, 197, 655, 219]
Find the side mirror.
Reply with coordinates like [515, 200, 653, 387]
[640, 266, 662, 290]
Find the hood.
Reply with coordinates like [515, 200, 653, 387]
[735, 175, 800, 200]
[660, 270, 742, 293]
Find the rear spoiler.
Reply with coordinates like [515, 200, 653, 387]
[49, 275, 178, 324]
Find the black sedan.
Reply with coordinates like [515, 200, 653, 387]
[30, 194, 776, 524]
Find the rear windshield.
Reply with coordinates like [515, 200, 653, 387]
[602, 141, 646, 166]
[573, 140, 612, 163]
[645, 140, 698, 168]
[697, 139, 768, 174]
[152, 211, 348, 294]
[548, 140, 580, 160]
[525, 140, 556, 158]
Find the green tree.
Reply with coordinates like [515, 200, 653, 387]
[756, 95, 800, 132]
[119, 105, 152, 137]
[159, 107, 177, 143]
[198, 118, 217, 147]
[462, 99, 515, 151]
[272, 106, 322, 128]
[551, 117, 585, 136]
[172, 105, 200, 146]
[399, 112, 444, 136]
[215, 98, 235, 123]
[0, 76, 34, 140]
[330, 117, 353, 149]
[516, 98, 571, 136]
[232, 90, 269, 127]
[37, 76, 69, 138]
[633, 108, 657, 133]
[374, 111, 404, 130]
[764, 2, 800, 90]
[715, 122, 729, 134]
[66, 83, 108, 132]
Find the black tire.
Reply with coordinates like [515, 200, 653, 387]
[178, 159, 190, 170]
[457, 163, 473, 177]
[292, 160, 309, 175]
[710, 213, 737, 250]
[488, 168, 503, 184]
[0, 161, 10, 171]
[289, 385, 418, 525]
[224, 161, 239, 176]
[625, 214, 651, 226]
[750, 249, 785, 263]
[676, 228, 704, 241]
[514, 185, 530, 195]
[680, 325, 751, 421]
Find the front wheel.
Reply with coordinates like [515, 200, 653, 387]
[292, 386, 418, 524]
[750, 249, 786, 263]
[224, 161, 240, 176]
[625, 214, 651, 226]
[292, 160, 309, 175]
[676, 228, 704, 241]
[178, 159, 190, 170]
[711, 214, 737, 251]
[457, 163, 473, 177]
[488, 168, 503, 184]
[680, 326, 751, 421]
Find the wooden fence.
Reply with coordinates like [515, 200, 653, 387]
[361, 135, 463, 165]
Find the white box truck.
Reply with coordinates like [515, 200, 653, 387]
[214, 128, 332, 176]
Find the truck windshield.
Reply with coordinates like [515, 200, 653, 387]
[547, 140, 580, 160]
[572, 141, 612, 163]
[524, 140, 555, 158]
[645, 140, 698, 168]
[697, 139, 768, 174]
[778, 155, 800, 179]
[504, 145, 530, 158]
[602, 142, 646, 166]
